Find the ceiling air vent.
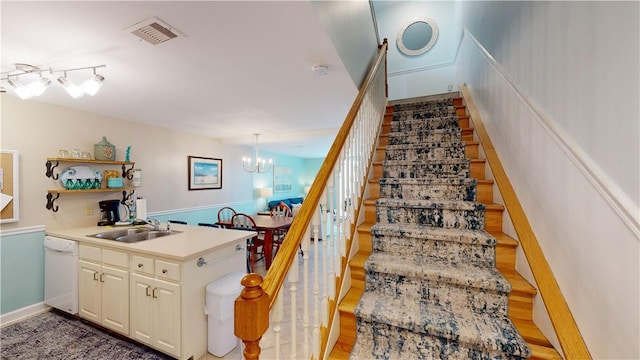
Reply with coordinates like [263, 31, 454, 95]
[126, 17, 182, 45]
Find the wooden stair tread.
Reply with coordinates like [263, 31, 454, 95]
[528, 343, 563, 360]
[488, 231, 520, 248]
[500, 268, 537, 296]
[358, 222, 373, 233]
[328, 336, 356, 359]
[489, 231, 519, 248]
[486, 203, 505, 211]
[511, 319, 554, 347]
[350, 252, 369, 269]
[339, 287, 364, 313]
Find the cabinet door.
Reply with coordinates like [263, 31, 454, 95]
[153, 278, 181, 357]
[130, 273, 154, 346]
[101, 265, 129, 335]
[78, 260, 101, 323]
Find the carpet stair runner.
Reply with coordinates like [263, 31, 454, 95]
[329, 95, 562, 360]
[348, 96, 530, 359]
[329, 96, 561, 359]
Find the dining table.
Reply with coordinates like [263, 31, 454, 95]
[217, 214, 293, 270]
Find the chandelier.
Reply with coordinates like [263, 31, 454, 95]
[1, 63, 105, 100]
[242, 133, 273, 173]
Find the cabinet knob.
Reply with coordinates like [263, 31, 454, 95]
[93, 272, 99, 281]
[162, 269, 168, 274]
[146, 285, 151, 297]
[138, 263, 143, 268]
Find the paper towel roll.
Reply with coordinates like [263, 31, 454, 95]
[136, 198, 147, 221]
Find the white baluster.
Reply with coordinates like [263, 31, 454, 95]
[327, 171, 336, 301]
[289, 242, 299, 360]
[320, 189, 329, 327]
[272, 288, 283, 360]
[302, 227, 311, 360]
[312, 206, 321, 360]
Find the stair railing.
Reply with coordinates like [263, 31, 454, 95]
[235, 39, 388, 360]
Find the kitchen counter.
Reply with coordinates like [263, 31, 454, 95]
[45, 223, 257, 261]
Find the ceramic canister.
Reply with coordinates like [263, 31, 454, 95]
[94, 136, 116, 161]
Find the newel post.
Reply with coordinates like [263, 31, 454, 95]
[235, 273, 270, 360]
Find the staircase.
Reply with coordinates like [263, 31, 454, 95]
[329, 94, 563, 359]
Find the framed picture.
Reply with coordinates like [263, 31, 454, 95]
[188, 156, 222, 190]
[1, 150, 19, 223]
[273, 166, 292, 193]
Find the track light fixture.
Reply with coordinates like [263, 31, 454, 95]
[1, 63, 105, 99]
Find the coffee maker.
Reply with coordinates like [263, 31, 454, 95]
[98, 199, 121, 226]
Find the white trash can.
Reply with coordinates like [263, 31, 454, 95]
[205, 271, 246, 357]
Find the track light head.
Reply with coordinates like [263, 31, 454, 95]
[81, 74, 104, 96]
[28, 77, 51, 96]
[57, 76, 85, 98]
[7, 78, 33, 100]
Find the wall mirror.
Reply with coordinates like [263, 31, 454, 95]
[396, 17, 439, 56]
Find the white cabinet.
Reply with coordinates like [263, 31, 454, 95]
[78, 245, 129, 335]
[130, 255, 181, 357]
[69, 233, 247, 360]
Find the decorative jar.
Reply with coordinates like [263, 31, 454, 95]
[94, 136, 116, 161]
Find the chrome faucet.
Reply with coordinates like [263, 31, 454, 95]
[146, 218, 161, 230]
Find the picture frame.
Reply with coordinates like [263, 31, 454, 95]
[188, 156, 222, 190]
[1, 150, 19, 223]
[273, 166, 292, 193]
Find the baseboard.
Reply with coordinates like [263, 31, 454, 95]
[0, 302, 51, 328]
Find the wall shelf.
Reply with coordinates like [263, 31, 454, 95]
[46, 158, 135, 180]
[45, 158, 136, 212]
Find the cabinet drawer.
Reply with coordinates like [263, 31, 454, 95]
[79, 244, 101, 262]
[102, 249, 128, 268]
[155, 260, 180, 281]
[131, 255, 154, 275]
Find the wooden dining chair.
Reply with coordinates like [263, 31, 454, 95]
[231, 213, 264, 273]
[270, 203, 292, 258]
[217, 207, 236, 228]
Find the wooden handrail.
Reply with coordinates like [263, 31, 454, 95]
[460, 85, 592, 359]
[262, 39, 388, 305]
[235, 39, 388, 359]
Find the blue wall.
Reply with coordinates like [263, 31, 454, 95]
[1, 230, 45, 314]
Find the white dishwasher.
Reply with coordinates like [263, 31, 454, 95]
[44, 236, 78, 314]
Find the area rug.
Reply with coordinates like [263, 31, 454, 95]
[0, 310, 173, 359]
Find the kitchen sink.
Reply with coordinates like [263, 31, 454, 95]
[88, 228, 182, 243]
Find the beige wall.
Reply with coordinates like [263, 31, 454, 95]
[1, 96, 253, 230]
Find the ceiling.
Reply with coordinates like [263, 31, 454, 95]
[1, 1, 362, 158]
